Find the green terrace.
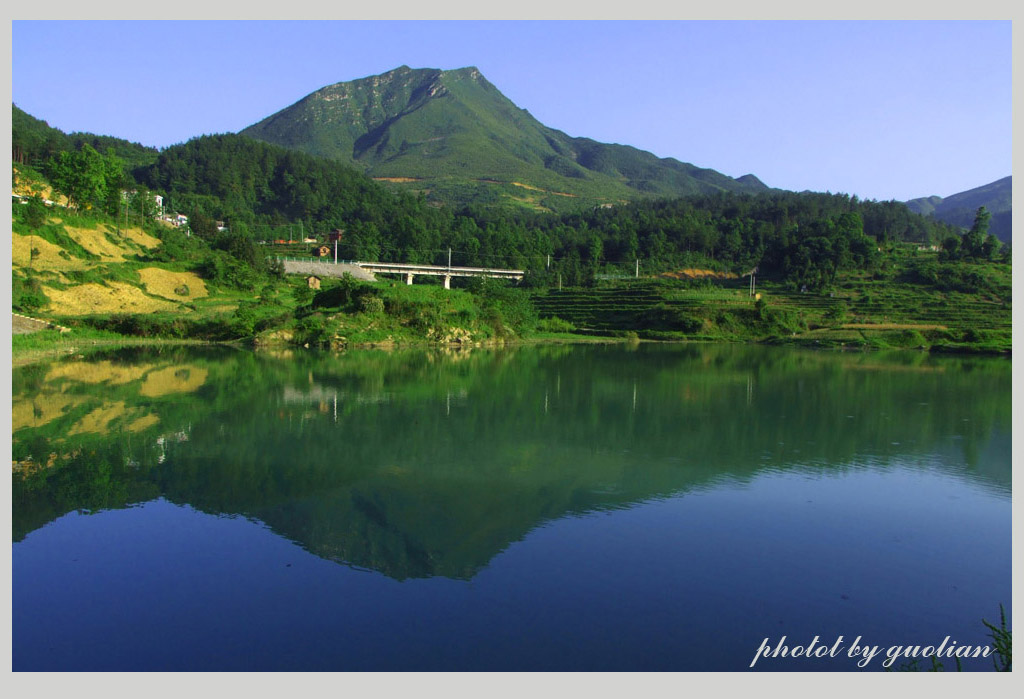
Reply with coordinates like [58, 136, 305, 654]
[530, 275, 1011, 351]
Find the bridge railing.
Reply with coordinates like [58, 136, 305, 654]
[276, 256, 360, 265]
[277, 257, 523, 275]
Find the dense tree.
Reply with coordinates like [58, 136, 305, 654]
[14, 104, 158, 171]
[962, 206, 991, 258]
[939, 207, 1004, 262]
[44, 144, 126, 214]
[125, 133, 977, 288]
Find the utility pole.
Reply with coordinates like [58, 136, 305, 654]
[546, 254, 550, 269]
[448, 247, 452, 270]
[635, 258, 639, 278]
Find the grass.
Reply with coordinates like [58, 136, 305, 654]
[888, 605, 1011, 672]
[982, 605, 1012, 672]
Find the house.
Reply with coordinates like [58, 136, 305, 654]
[328, 229, 344, 243]
[122, 190, 164, 216]
[306, 276, 321, 290]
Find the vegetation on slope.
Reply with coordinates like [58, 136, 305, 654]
[11, 108, 1010, 357]
[239, 65, 768, 211]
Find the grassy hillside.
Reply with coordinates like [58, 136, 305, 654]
[240, 66, 768, 212]
[11, 167, 541, 358]
[531, 250, 1011, 353]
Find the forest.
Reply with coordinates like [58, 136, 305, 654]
[14, 108, 1000, 294]
[130, 133, 976, 290]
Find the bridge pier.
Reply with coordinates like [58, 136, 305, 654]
[443, 275, 451, 289]
[405, 273, 414, 285]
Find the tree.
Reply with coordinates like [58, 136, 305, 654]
[189, 211, 218, 239]
[45, 144, 124, 213]
[23, 196, 48, 229]
[125, 185, 158, 224]
[939, 235, 962, 262]
[981, 233, 1003, 261]
[962, 207, 991, 258]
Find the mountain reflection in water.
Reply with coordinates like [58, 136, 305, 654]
[13, 343, 1009, 582]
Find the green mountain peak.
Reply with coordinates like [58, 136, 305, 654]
[240, 65, 768, 211]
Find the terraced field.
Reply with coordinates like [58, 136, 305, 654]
[531, 273, 1011, 352]
[532, 286, 667, 331]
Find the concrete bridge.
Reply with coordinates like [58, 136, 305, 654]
[280, 258, 524, 288]
[279, 259, 377, 282]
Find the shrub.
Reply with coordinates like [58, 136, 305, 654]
[359, 295, 385, 314]
[13, 276, 48, 311]
[294, 313, 332, 347]
[823, 302, 849, 325]
[537, 316, 577, 333]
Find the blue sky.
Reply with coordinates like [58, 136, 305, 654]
[11, 20, 1011, 202]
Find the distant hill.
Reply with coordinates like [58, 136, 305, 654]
[906, 176, 1011, 242]
[12, 104, 160, 171]
[240, 65, 769, 212]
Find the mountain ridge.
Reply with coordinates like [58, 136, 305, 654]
[240, 65, 769, 211]
[906, 176, 1011, 242]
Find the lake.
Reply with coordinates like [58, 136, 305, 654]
[11, 343, 1011, 671]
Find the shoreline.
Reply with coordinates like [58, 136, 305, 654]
[12, 330, 1009, 369]
[11, 337, 231, 369]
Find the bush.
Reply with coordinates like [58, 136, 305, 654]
[294, 313, 332, 347]
[359, 295, 385, 314]
[468, 278, 538, 335]
[885, 329, 928, 348]
[12, 276, 48, 311]
[231, 302, 260, 337]
[310, 273, 362, 312]
[537, 316, 577, 333]
[822, 302, 849, 325]
[197, 252, 259, 291]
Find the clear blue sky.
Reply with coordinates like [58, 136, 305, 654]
[11, 20, 1011, 202]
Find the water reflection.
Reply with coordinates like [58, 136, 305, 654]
[12, 343, 1011, 581]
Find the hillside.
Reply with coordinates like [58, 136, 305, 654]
[240, 65, 769, 212]
[13, 104, 161, 173]
[906, 176, 1012, 242]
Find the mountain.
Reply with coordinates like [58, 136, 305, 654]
[906, 176, 1012, 242]
[240, 65, 768, 212]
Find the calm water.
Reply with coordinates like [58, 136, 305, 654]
[12, 343, 1011, 671]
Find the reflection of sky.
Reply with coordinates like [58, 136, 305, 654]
[14, 456, 1010, 671]
[733, 442, 1012, 500]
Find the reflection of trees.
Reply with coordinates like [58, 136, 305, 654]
[12, 344, 1011, 579]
